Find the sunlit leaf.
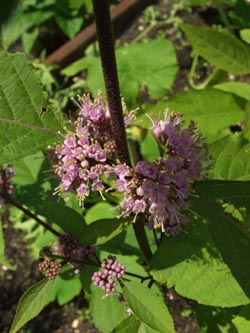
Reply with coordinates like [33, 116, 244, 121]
[0, 49, 63, 163]
[10, 279, 54, 333]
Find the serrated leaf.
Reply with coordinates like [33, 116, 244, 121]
[180, 23, 250, 74]
[10, 278, 54, 333]
[78, 217, 131, 246]
[0, 48, 63, 163]
[150, 217, 249, 307]
[62, 38, 178, 104]
[191, 197, 250, 300]
[89, 286, 127, 333]
[122, 280, 175, 333]
[148, 89, 244, 139]
[0, 218, 14, 269]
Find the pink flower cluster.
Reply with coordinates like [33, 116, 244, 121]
[53, 92, 131, 204]
[52, 92, 207, 234]
[112, 111, 207, 234]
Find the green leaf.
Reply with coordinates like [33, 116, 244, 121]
[22, 27, 39, 53]
[43, 202, 87, 242]
[112, 316, 140, 333]
[89, 286, 127, 333]
[1, 7, 53, 49]
[12, 152, 50, 185]
[55, 15, 83, 38]
[48, 269, 82, 305]
[78, 217, 131, 246]
[85, 202, 118, 224]
[0, 49, 63, 163]
[232, 304, 250, 331]
[140, 131, 159, 163]
[148, 89, 244, 139]
[150, 217, 249, 307]
[180, 23, 250, 74]
[0, 217, 14, 269]
[240, 29, 250, 44]
[228, 143, 250, 180]
[214, 133, 247, 180]
[10, 278, 54, 333]
[244, 102, 250, 140]
[62, 38, 178, 104]
[193, 180, 250, 207]
[214, 81, 250, 100]
[191, 197, 250, 300]
[122, 280, 175, 333]
[139, 323, 161, 333]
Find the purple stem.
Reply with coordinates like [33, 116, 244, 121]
[92, 0, 152, 264]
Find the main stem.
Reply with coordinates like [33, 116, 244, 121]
[92, 0, 129, 164]
[92, 0, 152, 264]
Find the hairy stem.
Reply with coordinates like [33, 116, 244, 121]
[9, 198, 61, 237]
[92, 0, 130, 164]
[92, 0, 153, 264]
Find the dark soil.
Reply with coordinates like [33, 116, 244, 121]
[0, 1, 223, 332]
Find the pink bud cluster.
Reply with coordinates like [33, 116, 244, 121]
[56, 234, 95, 274]
[52, 92, 133, 204]
[112, 111, 207, 234]
[38, 258, 62, 280]
[39, 234, 95, 277]
[0, 165, 16, 208]
[92, 255, 126, 293]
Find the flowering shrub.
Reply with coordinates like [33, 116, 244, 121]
[1, 1, 250, 332]
[52, 93, 207, 236]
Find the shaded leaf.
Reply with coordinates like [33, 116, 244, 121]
[193, 179, 250, 207]
[43, 202, 87, 242]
